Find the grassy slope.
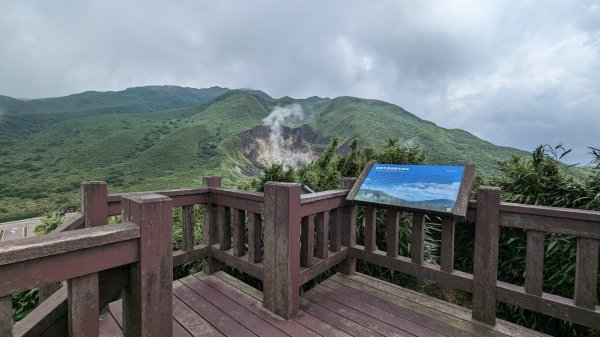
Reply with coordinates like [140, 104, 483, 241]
[0, 87, 530, 221]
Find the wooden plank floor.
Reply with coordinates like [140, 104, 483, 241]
[100, 271, 549, 337]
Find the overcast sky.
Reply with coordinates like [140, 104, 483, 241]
[1, 1, 598, 164]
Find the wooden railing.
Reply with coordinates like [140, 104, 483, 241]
[1, 178, 598, 336]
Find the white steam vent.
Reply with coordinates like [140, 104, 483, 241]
[261, 104, 312, 168]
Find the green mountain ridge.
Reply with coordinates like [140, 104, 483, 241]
[0, 85, 529, 221]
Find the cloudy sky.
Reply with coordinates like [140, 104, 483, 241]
[1, 1, 598, 164]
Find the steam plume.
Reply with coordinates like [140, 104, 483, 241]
[262, 104, 307, 167]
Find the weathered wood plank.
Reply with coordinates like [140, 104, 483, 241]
[500, 202, 600, 222]
[202, 176, 222, 274]
[108, 188, 209, 215]
[99, 309, 123, 337]
[364, 206, 377, 252]
[68, 273, 99, 337]
[472, 186, 501, 325]
[315, 211, 330, 259]
[293, 311, 353, 337]
[173, 245, 210, 267]
[0, 222, 139, 267]
[411, 213, 425, 265]
[386, 209, 399, 258]
[299, 249, 348, 286]
[303, 290, 411, 337]
[525, 230, 545, 296]
[172, 296, 224, 337]
[81, 181, 108, 228]
[196, 273, 321, 337]
[440, 216, 455, 273]
[209, 193, 263, 215]
[247, 212, 262, 263]
[0, 295, 12, 337]
[49, 213, 84, 235]
[299, 297, 385, 337]
[263, 182, 301, 319]
[181, 205, 195, 252]
[340, 177, 358, 275]
[0, 240, 138, 298]
[218, 206, 232, 251]
[496, 281, 600, 330]
[499, 212, 600, 240]
[330, 209, 342, 252]
[574, 237, 599, 309]
[210, 248, 264, 281]
[453, 165, 476, 221]
[232, 209, 246, 257]
[121, 193, 173, 337]
[300, 215, 315, 267]
[172, 280, 257, 337]
[312, 284, 446, 337]
[299, 191, 347, 217]
[349, 246, 474, 293]
[180, 276, 288, 337]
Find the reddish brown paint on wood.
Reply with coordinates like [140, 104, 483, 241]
[386, 209, 399, 258]
[411, 213, 425, 265]
[263, 182, 302, 319]
[247, 212, 262, 263]
[121, 193, 173, 337]
[315, 212, 330, 259]
[499, 212, 600, 240]
[301, 215, 315, 267]
[68, 273, 99, 337]
[173, 245, 210, 267]
[574, 237, 599, 309]
[218, 206, 232, 250]
[453, 165, 476, 221]
[182, 205, 195, 252]
[440, 216, 455, 273]
[340, 177, 358, 275]
[299, 249, 348, 286]
[202, 176, 222, 274]
[330, 209, 342, 252]
[525, 230, 545, 296]
[0, 296, 12, 337]
[81, 181, 108, 228]
[210, 248, 264, 281]
[232, 209, 246, 257]
[364, 206, 377, 252]
[472, 186, 501, 325]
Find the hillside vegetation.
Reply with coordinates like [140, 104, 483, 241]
[0, 85, 530, 221]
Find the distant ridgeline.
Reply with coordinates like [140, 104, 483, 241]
[0, 85, 528, 222]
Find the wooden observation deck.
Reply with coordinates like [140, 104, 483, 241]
[1, 177, 599, 336]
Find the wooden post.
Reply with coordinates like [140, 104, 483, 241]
[263, 182, 301, 319]
[315, 211, 329, 259]
[340, 177, 357, 275]
[182, 205, 195, 252]
[81, 181, 108, 227]
[524, 230, 545, 296]
[121, 193, 173, 337]
[574, 237, 599, 309]
[203, 176, 221, 274]
[68, 273, 99, 337]
[472, 186, 500, 325]
[218, 207, 232, 250]
[0, 296, 12, 337]
[411, 213, 425, 265]
[232, 209, 246, 257]
[440, 216, 455, 273]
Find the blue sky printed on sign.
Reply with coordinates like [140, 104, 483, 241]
[360, 164, 464, 202]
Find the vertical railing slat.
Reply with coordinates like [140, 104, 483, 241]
[202, 176, 221, 274]
[364, 206, 377, 252]
[247, 212, 262, 263]
[472, 186, 500, 326]
[0, 295, 13, 337]
[219, 206, 232, 250]
[330, 209, 341, 252]
[232, 209, 246, 257]
[440, 216, 455, 273]
[301, 215, 315, 267]
[524, 230, 545, 296]
[574, 237, 599, 309]
[68, 273, 99, 337]
[81, 181, 108, 228]
[411, 213, 425, 265]
[340, 177, 358, 275]
[386, 209, 399, 258]
[315, 211, 330, 259]
[182, 205, 195, 252]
